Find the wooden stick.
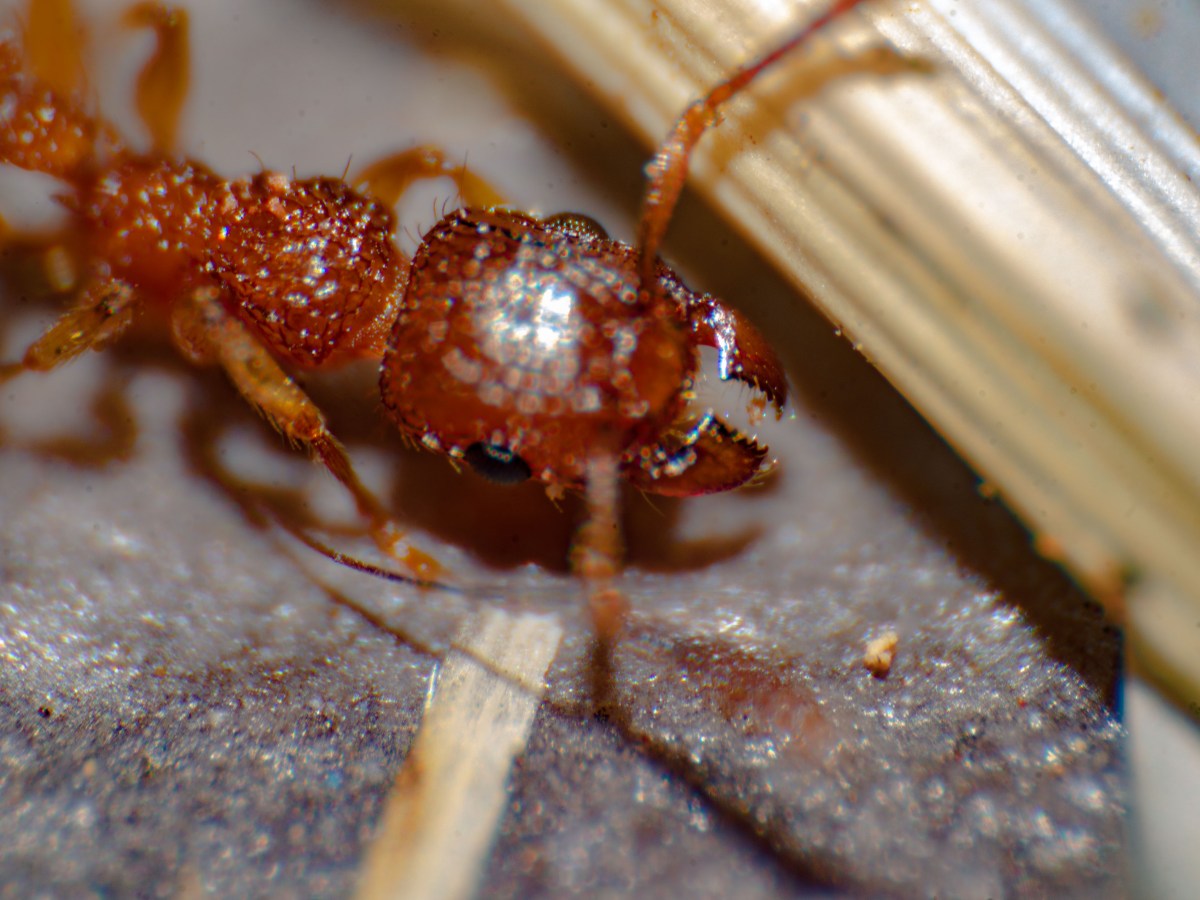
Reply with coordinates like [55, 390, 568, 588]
[356, 609, 563, 900]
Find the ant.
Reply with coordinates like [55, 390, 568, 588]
[0, 0, 870, 655]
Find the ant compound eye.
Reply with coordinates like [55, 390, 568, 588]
[464, 442, 532, 485]
[541, 212, 609, 242]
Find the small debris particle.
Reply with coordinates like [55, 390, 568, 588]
[863, 631, 899, 678]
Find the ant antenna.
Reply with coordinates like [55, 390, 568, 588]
[637, 0, 870, 285]
[279, 517, 458, 592]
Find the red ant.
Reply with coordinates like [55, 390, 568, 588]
[0, 0, 870, 650]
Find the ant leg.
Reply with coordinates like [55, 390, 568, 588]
[354, 145, 507, 210]
[571, 447, 628, 712]
[0, 280, 137, 381]
[172, 288, 442, 582]
[122, 3, 189, 154]
[23, 0, 86, 96]
[636, 0, 870, 284]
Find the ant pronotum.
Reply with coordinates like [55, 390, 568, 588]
[0, 0, 869, 657]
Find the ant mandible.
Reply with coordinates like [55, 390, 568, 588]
[0, 0, 869, 647]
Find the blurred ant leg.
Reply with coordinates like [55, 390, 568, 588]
[636, 0, 870, 284]
[172, 288, 442, 582]
[122, 2, 190, 154]
[354, 145, 507, 210]
[0, 280, 136, 381]
[24, 0, 86, 96]
[572, 447, 628, 711]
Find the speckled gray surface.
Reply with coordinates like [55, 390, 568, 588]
[0, 1, 1124, 897]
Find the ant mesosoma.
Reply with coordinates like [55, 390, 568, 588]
[0, 0, 870, 649]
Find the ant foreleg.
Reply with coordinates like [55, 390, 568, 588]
[572, 446, 628, 713]
[171, 288, 443, 582]
[0, 279, 137, 382]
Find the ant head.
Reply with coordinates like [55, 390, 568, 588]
[379, 208, 693, 492]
